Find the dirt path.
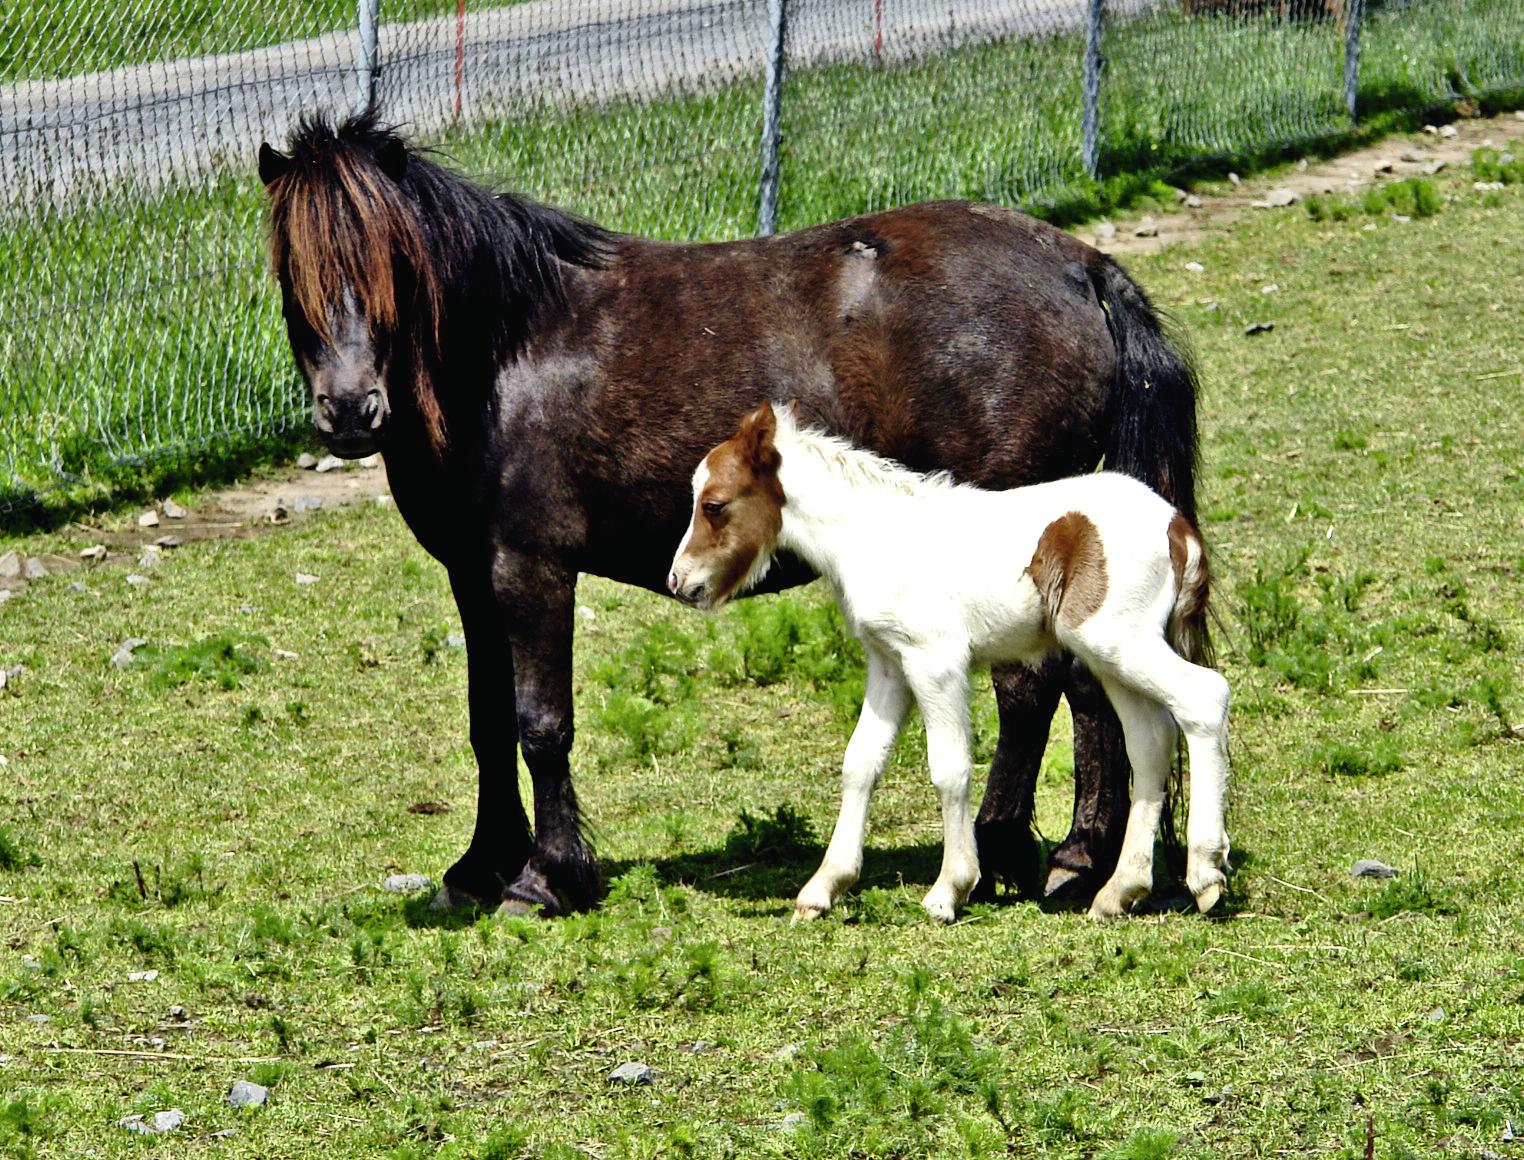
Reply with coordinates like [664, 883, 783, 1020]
[13, 106, 1521, 584]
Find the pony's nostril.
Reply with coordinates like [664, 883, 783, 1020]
[667, 572, 678, 594]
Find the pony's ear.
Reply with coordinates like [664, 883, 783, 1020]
[377, 137, 408, 183]
[739, 402, 780, 472]
[258, 142, 292, 187]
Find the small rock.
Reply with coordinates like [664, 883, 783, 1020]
[1261, 283, 1279, 294]
[1516, 111, 1524, 122]
[1132, 217, 1159, 238]
[773, 1042, 803, 1062]
[22, 558, 47, 581]
[273, 648, 299, 660]
[0, 1055, 15, 1066]
[1263, 187, 1299, 207]
[779, 1111, 809, 1134]
[25, 1014, 50, 1024]
[1184, 194, 1202, 209]
[296, 452, 319, 470]
[1184, 261, 1204, 274]
[1422, 123, 1439, 134]
[576, 605, 596, 621]
[1440, 124, 1458, 138]
[1398, 149, 1425, 163]
[1475, 180, 1505, 191]
[444, 632, 465, 649]
[124, 574, 151, 587]
[167, 1005, 188, 1021]
[162, 499, 187, 519]
[21, 956, 42, 971]
[119, 1109, 184, 1135]
[609, 1061, 654, 1086]
[1422, 159, 1446, 175]
[1373, 159, 1395, 174]
[138, 510, 160, 528]
[1351, 859, 1397, 879]
[293, 495, 323, 514]
[359, 454, 382, 470]
[314, 455, 345, 474]
[1094, 220, 1117, 241]
[127, 969, 159, 983]
[375, 495, 393, 508]
[111, 638, 149, 668]
[1504, 1119, 1516, 1142]
[66, 582, 88, 594]
[267, 502, 290, 524]
[0, 552, 19, 579]
[1227, 172, 1241, 186]
[294, 572, 319, 586]
[153, 536, 182, 549]
[1426, 1007, 1445, 1023]
[382, 873, 436, 895]
[1391, 214, 1411, 224]
[227, 1080, 268, 1108]
[1168, 185, 1188, 202]
[1244, 321, 1275, 336]
[79, 545, 108, 562]
[209, 1128, 239, 1138]
[687, 1040, 711, 1054]
[137, 549, 161, 570]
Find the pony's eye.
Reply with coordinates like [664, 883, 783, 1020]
[702, 499, 728, 517]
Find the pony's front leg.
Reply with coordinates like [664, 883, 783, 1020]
[795, 647, 910, 922]
[432, 566, 534, 911]
[494, 550, 603, 917]
[904, 653, 979, 923]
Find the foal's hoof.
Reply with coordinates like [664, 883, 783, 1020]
[792, 904, 828, 924]
[494, 898, 542, 920]
[1193, 881, 1224, 914]
[1087, 879, 1146, 920]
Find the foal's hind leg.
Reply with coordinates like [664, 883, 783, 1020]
[795, 647, 911, 921]
[1087, 681, 1175, 920]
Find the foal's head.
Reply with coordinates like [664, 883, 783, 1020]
[668, 403, 786, 609]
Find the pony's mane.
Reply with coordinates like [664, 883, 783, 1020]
[774, 407, 958, 498]
[264, 110, 614, 453]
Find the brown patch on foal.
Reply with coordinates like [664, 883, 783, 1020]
[684, 404, 786, 603]
[1028, 511, 1109, 629]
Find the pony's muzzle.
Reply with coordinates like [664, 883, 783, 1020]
[314, 389, 389, 457]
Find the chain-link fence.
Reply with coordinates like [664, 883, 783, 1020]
[3, 0, 1523, 509]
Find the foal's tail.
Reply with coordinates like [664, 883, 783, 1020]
[1166, 513, 1213, 668]
[1089, 255, 1201, 526]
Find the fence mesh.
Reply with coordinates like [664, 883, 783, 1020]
[3, 0, 1523, 508]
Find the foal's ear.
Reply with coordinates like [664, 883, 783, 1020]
[739, 402, 780, 471]
[377, 137, 409, 183]
[258, 143, 292, 187]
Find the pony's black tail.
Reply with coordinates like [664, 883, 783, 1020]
[1089, 254, 1201, 524]
[1090, 253, 1204, 887]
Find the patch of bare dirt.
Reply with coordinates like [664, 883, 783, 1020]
[1089, 109, 1524, 255]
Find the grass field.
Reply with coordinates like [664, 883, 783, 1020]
[1, 154, 1523, 1157]
[5, 1, 1524, 511]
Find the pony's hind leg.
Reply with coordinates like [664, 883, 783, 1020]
[902, 653, 980, 923]
[795, 647, 911, 921]
[1087, 680, 1175, 919]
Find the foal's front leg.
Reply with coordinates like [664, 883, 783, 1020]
[795, 646, 911, 921]
[904, 652, 980, 923]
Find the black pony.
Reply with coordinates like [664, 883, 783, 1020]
[259, 112, 1200, 915]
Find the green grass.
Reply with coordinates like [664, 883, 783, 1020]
[1, 163, 1524, 1156]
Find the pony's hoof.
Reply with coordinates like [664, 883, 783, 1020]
[1193, 881, 1224, 914]
[494, 898, 541, 920]
[429, 884, 487, 913]
[1044, 866, 1085, 900]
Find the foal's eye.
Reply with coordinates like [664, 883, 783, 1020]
[702, 499, 728, 517]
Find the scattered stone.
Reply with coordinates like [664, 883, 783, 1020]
[687, 1040, 711, 1054]
[1227, 172, 1241, 186]
[1517, 111, 1524, 122]
[1183, 261, 1204, 274]
[66, 582, 88, 594]
[1132, 217, 1159, 238]
[1373, 159, 1394, 174]
[127, 970, 159, 983]
[21, 956, 42, 972]
[314, 455, 346, 474]
[25, 1014, 50, 1024]
[576, 605, 596, 621]
[1093, 220, 1117, 241]
[1168, 185, 1188, 202]
[137, 549, 162, 570]
[294, 572, 319, 586]
[779, 1111, 809, 1134]
[382, 873, 437, 895]
[0, 1055, 15, 1066]
[138, 510, 160, 528]
[1398, 149, 1425, 163]
[1391, 214, 1412, 224]
[293, 495, 323, 514]
[375, 494, 393, 508]
[609, 1061, 654, 1086]
[1261, 283, 1280, 295]
[162, 499, 186, 520]
[444, 632, 465, 649]
[273, 648, 299, 660]
[1351, 859, 1397, 879]
[79, 544, 107, 562]
[1184, 193, 1202, 209]
[1440, 124, 1458, 138]
[296, 452, 320, 469]
[119, 1109, 184, 1136]
[773, 1042, 803, 1062]
[227, 1080, 269, 1109]
[1264, 187, 1299, 207]
[0, 591, 12, 607]
[266, 501, 290, 524]
[1426, 1007, 1445, 1023]
[1504, 1119, 1516, 1142]
[358, 454, 382, 470]
[209, 1128, 239, 1138]
[0, 551, 19, 579]
[1476, 180, 1505, 191]
[1422, 123, 1438, 134]
[21, 558, 47, 581]
[1244, 321, 1275, 337]
[1422, 159, 1447, 175]
[167, 1005, 188, 1021]
[111, 639, 149, 668]
[154, 535, 182, 549]
[125, 574, 151, 587]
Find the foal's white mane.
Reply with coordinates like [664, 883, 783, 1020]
[772, 407, 959, 499]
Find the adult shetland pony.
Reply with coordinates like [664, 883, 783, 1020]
[258, 111, 1201, 916]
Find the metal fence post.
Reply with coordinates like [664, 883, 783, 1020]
[758, 0, 788, 236]
[1082, 0, 1104, 179]
[1343, 0, 1364, 122]
[357, 0, 381, 113]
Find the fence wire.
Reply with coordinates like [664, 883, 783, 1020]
[2, 0, 1523, 508]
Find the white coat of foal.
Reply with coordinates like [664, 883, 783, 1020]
[668, 403, 1231, 922]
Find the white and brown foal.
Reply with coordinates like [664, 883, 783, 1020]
[669, 402, 1231, 922]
